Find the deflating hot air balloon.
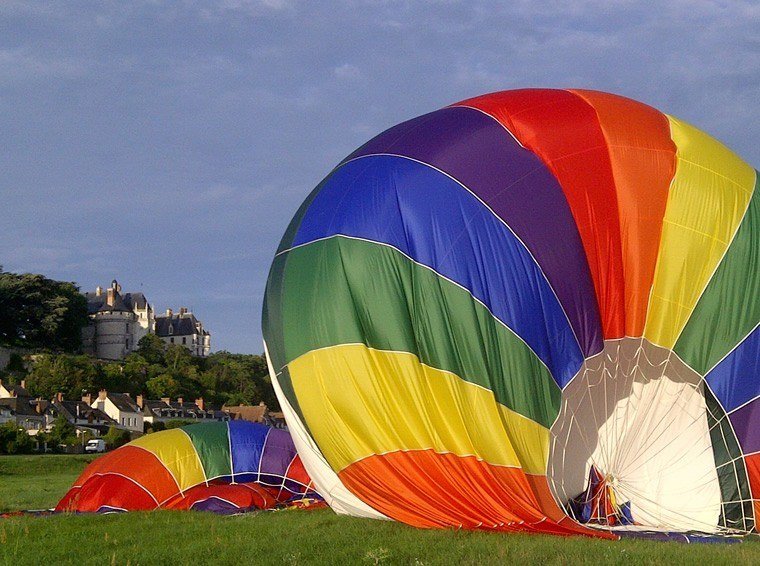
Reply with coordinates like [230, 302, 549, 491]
[262, 89, 759, 538]
[57, 421, 318, 514]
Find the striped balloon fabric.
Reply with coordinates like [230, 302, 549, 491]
[262, 89, 758, 538]
[57, 421, 317, 514]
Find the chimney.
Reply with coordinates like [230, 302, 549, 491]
[56, 392, 64, 402]
[106, 287, 115, 306]
[20, 380, 26, 390]
[82, 393, 93, 405]
[95, 285, 102, 297]
[195, 398, 205, 411]
[177, 397, 183, 405]
[179, 307, 188, 316]
[166, 308, 173, 317]
[136, 394, 144, 409]
[98, 389, 108, 401]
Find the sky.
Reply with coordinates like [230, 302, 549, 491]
[1, 0, 758, 354]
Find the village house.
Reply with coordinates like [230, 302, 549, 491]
[0, 404, 15, 426]
[222, 402, 287, 429]
[45, 393, 116, 437]
[0, 379, 28, 399]
[0, 379, 46, 433]
[138, 396, 230, 426]
[88, 391, 144, 433]
[154, 308, 211, 357]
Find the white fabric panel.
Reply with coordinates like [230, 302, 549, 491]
[549, 338, 722, 532]
[264, 341, 389, 520]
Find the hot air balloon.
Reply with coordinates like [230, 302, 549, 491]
[262, 89, 758, 538]
[57, 421, 318, 514]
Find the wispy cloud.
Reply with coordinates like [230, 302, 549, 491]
[2, 1, 758, 352]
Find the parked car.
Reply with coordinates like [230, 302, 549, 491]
[85, 439, 106, 453]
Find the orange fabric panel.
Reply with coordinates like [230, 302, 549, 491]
[744, 453, 760, 532]
[456, 89, 625, 339]
[339, 450, 613, 538]
[571, 90, 677, 337]
[66, 445, 179, 506]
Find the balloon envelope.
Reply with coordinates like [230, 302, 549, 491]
[57, 421, 318, 514]
[263, 88, 759, 537]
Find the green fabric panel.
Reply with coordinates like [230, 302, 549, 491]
[704, 387, 754, 532]
[675, 174, 759, 374]
[277, 236, 561, 429]
[263, 253, 288, 374]
[263, 178, 332, 418]
[182, 422, 232, 480]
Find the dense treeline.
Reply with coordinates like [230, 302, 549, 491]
[0, 268, 277, 409]
[0, 268, 88, 352]
[4, 334, 278, 409]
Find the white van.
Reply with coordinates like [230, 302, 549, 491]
[85, 439, 107, 453]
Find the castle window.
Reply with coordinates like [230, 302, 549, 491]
[170, 337, 174, 344]
[182, 337, 186, 344]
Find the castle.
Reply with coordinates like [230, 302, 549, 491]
[82, 280, 210, 360]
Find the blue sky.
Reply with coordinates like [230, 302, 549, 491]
[1, 1, 758, 353]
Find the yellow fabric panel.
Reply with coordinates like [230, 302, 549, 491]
[130, 428, 206, 492]
[644, 116, 756, 349]
[288, 344, 550, 475]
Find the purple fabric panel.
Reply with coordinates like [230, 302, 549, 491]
[345, 106, 602, 356]
[729, 399, 760, 454]
[190, 497, 243, 514]
[260, 428, 298, 479]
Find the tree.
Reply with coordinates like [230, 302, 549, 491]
[25, 354, 99, 400]
[46, 414, 78, 449]
[0, 270, 88, 352]
[0, 422, 34, 455]
[122, 354, 149, 395]
[103, 426, 131, 449]
[146, 373, 180, 398]
[136, 334, 166, 365]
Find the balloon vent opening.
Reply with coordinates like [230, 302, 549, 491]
[549, 338, 753, 534]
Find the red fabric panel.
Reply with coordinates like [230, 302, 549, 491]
[286, 455, 313, 491]
[455, 89, 625, 340]
[163, 482, 278, 510]
[339, 450, 614, 538]
[744, 453, 760, 533]
[56, 474, 156, 512]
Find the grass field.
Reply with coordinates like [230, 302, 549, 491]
[0, 454, 96, 513]
[1, 454, 759, 565]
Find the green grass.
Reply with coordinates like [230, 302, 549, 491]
[0, 454, 95, 512]
[1, 454, 759, 565]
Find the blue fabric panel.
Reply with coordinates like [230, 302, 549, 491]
[705, 326, 760, 413]
[229, 421, 270, 476]
[291, 154, 584, 387]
